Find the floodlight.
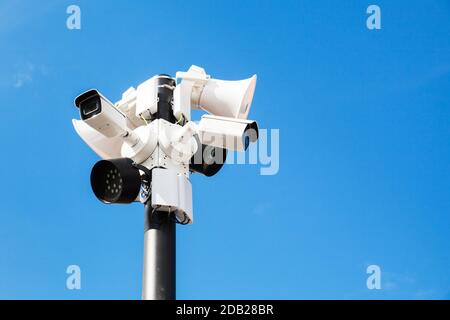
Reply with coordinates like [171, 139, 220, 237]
[90, 158, 142, 204]
[190, 143, 228, 177]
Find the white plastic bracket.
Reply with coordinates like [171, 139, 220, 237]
[173, 65, 210, 122]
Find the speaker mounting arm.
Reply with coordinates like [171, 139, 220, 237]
[173, 65, 210, 122]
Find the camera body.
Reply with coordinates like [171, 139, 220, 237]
[197, 115, 259, 152]
[75, 89, 130, 138]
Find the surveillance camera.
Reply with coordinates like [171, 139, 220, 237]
[75, 89, 130, 138]
[196, 115, 259, 152]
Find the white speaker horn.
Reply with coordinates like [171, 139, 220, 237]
[194, 75, 257, 120]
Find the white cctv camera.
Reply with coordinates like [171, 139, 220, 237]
[75, 89, 139, 150]
[196, 115, 259, 152]
[75, 89, 131, 138]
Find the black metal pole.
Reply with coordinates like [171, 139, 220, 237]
[141, 75, 177, 300]
[142, 205, 176, 300]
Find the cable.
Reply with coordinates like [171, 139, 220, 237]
[176, 113, 184, 125]
[140, 114, 149, 125]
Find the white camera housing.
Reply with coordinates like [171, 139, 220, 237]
[197, 115, 259, 152]
[136, 76, 159, 119]
[75, 89, 132, 138]
[72, 119, 124, 159]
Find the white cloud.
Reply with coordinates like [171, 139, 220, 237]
[382, 271, 415, 292]
[252, 201, 273, 216]
[415, 289, 438, 299]
[13, 62, 35, 88]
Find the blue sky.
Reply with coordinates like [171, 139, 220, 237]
[0, 0, 449, 299]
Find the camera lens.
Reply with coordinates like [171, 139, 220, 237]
[243, 134, 250, 150]
[80, 96, 101, 120]
[82, 99, 100, 117]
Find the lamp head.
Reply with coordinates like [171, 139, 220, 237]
[90, 158, 142, 204]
